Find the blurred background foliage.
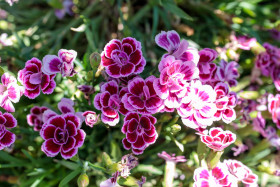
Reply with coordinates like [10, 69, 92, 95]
[0, 0, 280, 186]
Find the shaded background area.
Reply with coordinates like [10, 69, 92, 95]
[0, 0, 279, 186]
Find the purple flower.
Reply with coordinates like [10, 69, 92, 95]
[155, 30, 199, 63]
[0, 73, 23, 112]
[0, 33, 13, 46]
[42, 49, 77, 77]
[77, 85, 94, 95]
[137, 176, 146, 187]
[82, 111, 99, 127]
[101, 37, 146, 78]
[213, 82, 237, 123]
[55, 0, 74, 20]
[231, 144, 248, 157]
[214, 60, 239, 87]
[94, 80, 127, 126]
[122, 76, 164, 115]
[197, 48, 218, 82]
[252, 112, 266, 137]
[153, 55, 198, 108]
[177, 80, 217, 129]
[27, 106, 49, 131]
[121, 112, 158, 155]
[232, 35, 257, 50]
[269, 29, 280, 41]
[158, 151, 187, 163]
[18, 58, 56, 99]
[120, 154, 138, 178]
[40, 113, 86, 159]
[0, 112, 17, 150]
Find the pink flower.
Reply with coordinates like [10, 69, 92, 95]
[158, 151, 187, 163]
[214, 60, 239, 87]
[268, 94, 280, 129]
[122, 76, 164, 114]
[200, 127, 236, 152]
[0, 73, 23, 112]
[121, 112, 157, 155]
[101, 37, 146, 78]
[94, 80, 127, 126]
[232, 35, 257, 50]
[197, 48, 218, 82]
[18, 57, 56, 99]
[213, 83, 237, 123]
[0, 112, 17, 150]
[224, 159, 258, 185]
[193, 163, 231, 187]
[27, 106, 49, 131]
[82, 111, 99, 127]
[155, 30, 199, 63]
[177, 80, 217, 129]
[153, 55, 198, 108]
[40, 113, 86, 159]
[42, 49, 77, 77]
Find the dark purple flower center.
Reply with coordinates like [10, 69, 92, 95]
[112, 51, 129, 65]
[54, 128, 69, 144]
[109, 95, 120, 110]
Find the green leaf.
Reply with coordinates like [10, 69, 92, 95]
[88, 162, 108, 173]
[0, 66, 4, 76]
[47, 0, 63, 9]
[135, 164, 163, 175]
[162, 2, 193, 21]
[59, 167, 82, 187]
[118, 176, 138, 186]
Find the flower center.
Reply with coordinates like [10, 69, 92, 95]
[54, 128, 69, 144]
[112, 51, 128, 65]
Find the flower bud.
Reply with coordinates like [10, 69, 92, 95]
[171, 124, 181, 134]
[82, 111, 99, 127]
[77, 173, 89, 187]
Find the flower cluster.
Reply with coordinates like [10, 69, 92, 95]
[255, 43, 280, 91]
[0, 73, 23, 112]
[0, 112, 17, 150]
[93, 30, 239, 155]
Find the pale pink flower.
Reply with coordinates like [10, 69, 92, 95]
[0, 33, 13, 46]
[0, 73, 22, 112]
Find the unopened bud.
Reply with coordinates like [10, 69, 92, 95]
[171, 124, 181, 134]
[77, 173, 89, 187]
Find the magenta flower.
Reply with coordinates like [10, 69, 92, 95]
[94, 80, 127, 126]
[101, 37, 146, 78]
[0, 73, 23, 112]
[177, 80, 217, 129]
[155, 30, 199, 63]
[42, 49, 77, 77]
[27, 106, 49, 131]
[0, 112, 17, 150]
[197, 48, 218, 82]
[77, 85, 94, 95]
[18, 57, 56, 99]
[121, 112, 157, 155]
[82, 111, 99, 127]
[268, 94, 280, 129]
[214, 60, 239, 87]
[200, 127, 236, 152]
[265, 126, 280, 149]
[40, 113, 85, 159]
[122, 76, 164, 114]
[232, 35, 257, 50]
[193, 163, 231, 187]
[153, 55, 198, 108]
[269, 29, 280, 41]
[213, 83, 237, 123]
[224, 159, 258, 185]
